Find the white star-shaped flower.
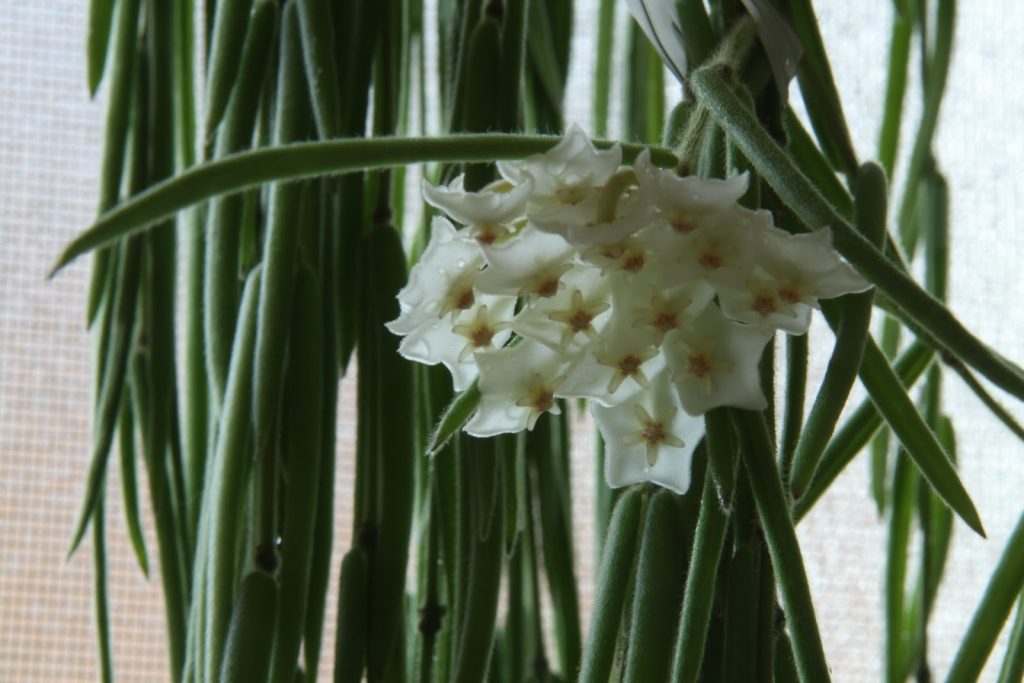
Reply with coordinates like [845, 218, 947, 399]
[759, 226, 871, 304]
[663, 304, 772, 415]
[395, 298, 515, 391]
[633, 147, 750, 233]
[557, 315, 664, 406]
[475, 225, 575, 300]
[386, 216, 485, 336]
[498, 124, 622, 208]
[421, 174, 532, 245]
[715, 270, 813, 335]
[593, 369, 705, 494]
[511, 266, 612, 351]
[465, 339, 568, 437]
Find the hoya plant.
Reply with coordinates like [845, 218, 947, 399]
[58, 0, 1024, 681]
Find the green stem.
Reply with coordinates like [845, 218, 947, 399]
[731, 409, 831, 683]
[672, 472, 730, 683]
[877, 0, 916, 177]
[53, 135, 677, 274]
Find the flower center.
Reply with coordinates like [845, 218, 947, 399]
[618, 355, 643, 376]
[687, 353, 712, 378]
[621, 252, 645, 273]
[653, 312, 679, 334]
[568, 309, 594, 332]
[778, 286, 801, 304]
[641, 421, 666, 445]
[697, 251, 723, 270]
[470, 325, 496, 348]
[535, 277, 560, 298]
[671, 214, 697, 234]
[752, 295, 777, 316]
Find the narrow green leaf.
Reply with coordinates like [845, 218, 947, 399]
[297, 0, 343, 139]
[533, 411, 582, 678]
[843, 326, 984, 537]
[498, 0, 530, 133]
[795, 340, 933, 522]
[52, 136, 677, 275]
[789, 162, 887, 498]
[689, 65, 1024, 402]
[783, 108, 852, 219]
[365, 224, 416, 682]
[676, 0, 715, 69]
[453, 438, 505, 683]
[87, 0, 117, 96]
[624, 490, 688, 683]
[885, 452, 918, 683]
[997, 593, 1024, 683]
[592, 0, 615, 138]
[251, 3, 311, 465]
[778, 0, 859, 176]
[203, 0, 277, 405]
[721, 470, 761, 683]
[220, 571, 278, 683]
[672, 470, 731, 683]
[952, 364, 1024, 445]
[333, 548, 369, 683]
[779, 332, 807, 485]
[68, 238, 142, 558]
[269, 268, 325, 683]
[203, 268, 261, 683]
[731, 409, 831, 683]
[877, 0, 916, 177]
[92, 490, 113, 683]
[303, 201, 341, 683]
[205, 0, 255, 133]
[429, 382, 481, 455]
[117, 396, 148, 576]
[947, 508, 1024, 682]
[896, 0, 955, 256]
[579, 489, 643, 683]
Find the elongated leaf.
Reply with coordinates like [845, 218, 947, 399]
[87, 0, 117, 96]
[885, 452, 918, 682]
[672, 469, 730, 683]
[877, 0, 916, 177]
[795, 341, 933, 522]
[580, 489, 643, 683]
[789, 162, 886, 497]
[624, 490, 688, 682]
[778, 0, 857, 175]
[52, 136, 678, 274]
[689, 65, 1024, 402]
[817, 298, 985, 537]
[731, 409, 831, 682]
[205, 0, 255, 133]
[947, 509, 1024, 681]
[997, 593, 1024, 683]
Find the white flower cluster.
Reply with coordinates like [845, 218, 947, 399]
[388, 125, 868, 494]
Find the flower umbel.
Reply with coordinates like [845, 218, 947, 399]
[390, 126, 871, 494]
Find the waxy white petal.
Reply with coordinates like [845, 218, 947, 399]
[594, 369, 705, 494]
[465, 340, 568, 437]
[421, 174, 532, 227]
[664, 305, 772, 415]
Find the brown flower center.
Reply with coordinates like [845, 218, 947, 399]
[687, 353, 712, 378]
